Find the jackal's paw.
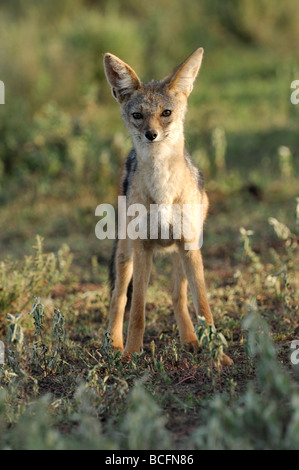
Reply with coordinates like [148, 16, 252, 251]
[221, 353, 233, 366]
[122, 347, 143, 362]
[109, 341, 123, 353]
[121, 351, 134, 363]
[183, 339, 200, 352]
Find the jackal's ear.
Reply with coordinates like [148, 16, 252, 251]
[104, 53, 141, 103]
[164, 48, 204, 97]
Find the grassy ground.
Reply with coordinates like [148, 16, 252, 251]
[0, 0, 298, 450]
[0, 173, 298, 449]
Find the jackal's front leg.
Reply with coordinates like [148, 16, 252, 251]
[179, 247, 214, 326]
[109, 238, 133, 351]
[171, 253, 198, 350]
[125, 241, 152, 354]
[179, 246, 233, 366]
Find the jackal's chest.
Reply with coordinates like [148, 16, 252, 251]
[143, 164, 180, 207]
[126, 202, 179, 244]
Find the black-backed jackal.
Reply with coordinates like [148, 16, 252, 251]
[104, 48, 232, 366]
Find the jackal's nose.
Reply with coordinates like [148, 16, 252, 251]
[145, 130, 158, 142]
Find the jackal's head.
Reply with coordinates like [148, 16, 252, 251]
[103, 49, 203, 157]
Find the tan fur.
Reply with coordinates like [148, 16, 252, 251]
[104, 49, 233, 366]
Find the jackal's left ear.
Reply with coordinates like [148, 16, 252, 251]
[104, 53, 141, 103]
[164, 48, 204, 97]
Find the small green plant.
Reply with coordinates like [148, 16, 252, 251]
[196, 317, 229, 369]
[278, 146, 293, 180]
[28, 298, 67, 376]
[30, 299, 48, 375]
[115, 380, 171, 450]
[49, 308, 66, 372]
[191, 300, 299, 450]
[268, 216, 298, 260]
[267, 217, 298, 316]
[0, 236, 72, 317]
[6, 313, 24, 352]
[239, 227, 263, 272]
[98, 332, 123, 374]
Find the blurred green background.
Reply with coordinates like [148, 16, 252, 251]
[0, 0, 298, 266]
[1, 2, 298, 450]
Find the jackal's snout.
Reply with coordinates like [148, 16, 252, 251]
[145, 130, 158, 142]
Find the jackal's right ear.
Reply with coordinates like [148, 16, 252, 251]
[104, 53, 141, 103]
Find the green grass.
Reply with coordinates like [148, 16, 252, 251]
[0, 181, 298, 449]
[0, 0, 298, 450]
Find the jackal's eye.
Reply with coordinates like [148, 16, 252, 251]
[132, 112, 143, 120]
[161, 109, 172, 117]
